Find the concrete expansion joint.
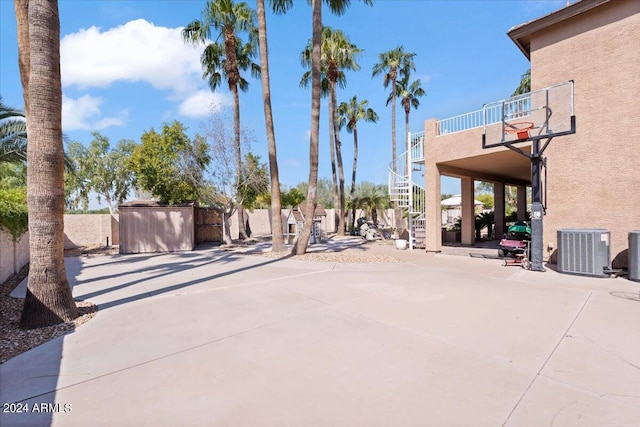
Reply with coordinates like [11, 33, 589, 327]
[502, 292, 594, 425]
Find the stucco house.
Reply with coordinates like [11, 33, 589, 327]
[390, 0, 640, 268]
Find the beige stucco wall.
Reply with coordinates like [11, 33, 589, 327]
[0, 229, 29, 284]
[64, 214, 119, 249]
[530, 0, 640, 266]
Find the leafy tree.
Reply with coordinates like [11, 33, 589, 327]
[295, 177, 334, 209]
[182, 0, 260, 240]
[238, 152, 269, 212]
[338, 95, 378, 230]
[0, 186, 28, 241]
[128, 121, 211, 205]
[65, 133, 136, 214]
[15, 0, 78, 328]
[512, 69, 531, 96]
[281, 187, 306, 208]
[270, 0, 373, 255]
[255, 0, 285, 252]
[0, 162, 27, 189]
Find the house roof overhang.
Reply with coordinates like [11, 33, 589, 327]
[508, 0, 611, 59]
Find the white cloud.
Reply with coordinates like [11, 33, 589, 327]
[421, 74, 433, 84]
[60, 19, 203, 97]
[178, 90, 232, 118]
[62, 95, 125, 131]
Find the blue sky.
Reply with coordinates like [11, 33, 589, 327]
[0, 0, 568, 205]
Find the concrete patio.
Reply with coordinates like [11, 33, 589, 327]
[1, 241, 639, 426]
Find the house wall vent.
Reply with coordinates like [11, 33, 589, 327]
[557, 229, 610, 277]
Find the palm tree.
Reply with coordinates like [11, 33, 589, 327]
[392, 75, 425, 153]
[255, 0, 286, 252]
[372, 46, 415, 229]
[300, 53, 342, 232]
[0, 97, 27, 164]
[269, 0, 372, 254]
[337, 96, 378, 230]
[301, 27, 361, 235]
[182, 0, 259, 240]
[357, 184, 390, 227]
[372, 45, 416, 173]
[15, 0, 78, 328]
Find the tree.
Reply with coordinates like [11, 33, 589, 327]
[372, 45, 416, 172]
[337, 95, 378, 230]
[270, 0, 372, 255]
[301, 27, 362, 236]
[0, 97, 27, 165]
[255, 0, 286, 252]
[354, 183, 390, 227]
[204, 111, 260, 243]
[238, 152, 269, 212]
[281, 187, 305, 208]
[182, 0, 259, 240]
[295, 178, 334, 210]
[128, 121, 211, 205]
[394, 75, 425, 153]
[65, 133, 136, 214]
[512, 68, 531, 96]
[372, 45, 415, 229]
[15, 0, 79, 328]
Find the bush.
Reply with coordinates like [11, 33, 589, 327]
[0, 187, 28, 240]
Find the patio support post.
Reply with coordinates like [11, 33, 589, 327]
[493, 182, 505, 239]
[517, 186, 527, 222]
[424, 160, 442, 252]
[461, 176, 475, 246]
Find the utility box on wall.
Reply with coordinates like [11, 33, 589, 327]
[629, 230, 640, 282]
[557, 229, 611, 278]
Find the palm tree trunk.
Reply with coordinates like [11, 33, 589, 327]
[328, 100, 339, 232]
[294, 0, 322, 255]
[391, 76, 402, 230]
[350, 125, 358, 230]
[19, 0, 78, 329]
[331, 84, 346, 235]
[232, 86, 247, 240]
[256, 0, 285, 252]
[14, 0, 30, 115]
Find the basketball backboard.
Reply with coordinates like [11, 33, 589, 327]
[482, 80, 575, 149]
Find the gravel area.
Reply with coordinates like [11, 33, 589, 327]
[0, 264, 98, 365]
[0, 238, 400, 364]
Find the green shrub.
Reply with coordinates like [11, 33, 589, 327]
[0, 186, 28, 241]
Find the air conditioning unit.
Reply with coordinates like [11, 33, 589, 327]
[557, 229, 611, 277]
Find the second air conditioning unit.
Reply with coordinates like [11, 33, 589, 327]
[557, 229, 611, 277]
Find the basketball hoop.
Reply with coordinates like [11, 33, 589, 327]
[504, 122, 534, 140]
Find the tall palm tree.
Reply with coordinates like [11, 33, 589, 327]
[337, 95, 378, 230]
[255, 0, 285, 252]
[182, 0, 259, 240]
[15, 0, 78, 328]
[301, 27, 362, 235]
[372, 45, 416, 173]
[372, 45, 415, 229]
[0, 97, 27, 164]
[270, 0, 371, 254]
[391, 75, 425, 153]
[300, 58, 342, 232]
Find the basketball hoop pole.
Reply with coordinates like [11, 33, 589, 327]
[530, 139, 545, 272]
